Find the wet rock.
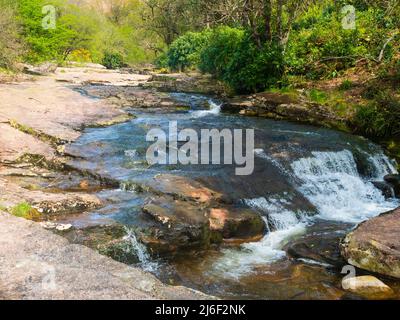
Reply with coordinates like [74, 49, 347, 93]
[372, 181, 395, 199]
[209, 207, 265, 240]
[285, 221, 350, 268]
[384, 174, 400, 198]
[141, 197, 212, 254]
[147, 174, 225, 204]
[342, 276, 394, 299]
[341, 207, 400, 279]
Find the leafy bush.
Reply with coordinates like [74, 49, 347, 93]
[102, 51, 124, 69]
[199, 27, 283, 93]
[353, 92, 400, 139]
[167, 31, 210, 71]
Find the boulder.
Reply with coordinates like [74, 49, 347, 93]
[209, 207, 265, 240]
[341, 207, 400, 278]
[23, 62, 58, 76]
[384, 174, 400, 198]
[342, 276, 394, 299]
[141, 197, 212, 254]
[372, 181, 396, 199]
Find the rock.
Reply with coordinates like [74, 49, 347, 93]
[341, 207, 400, 278]
[40, 221, 73, 231]
[23, 62, 58, 76]
[141, 197, 212, 254]
[0, 211, 210, 299]
[222, 92, 348, 131]
[384, 174, 400, 198]
[285, 221, 350, 268]
[372, 181, 396, 199]
[209, 207, 265, 240]
[342, 276, 394, 299]
[147, 174, 225, 204]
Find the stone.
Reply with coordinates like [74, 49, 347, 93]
[341, 207, 400, 278]
[147, 174, 225, 204]
[372, 181, 395, 199]
[141, 197, 212, 254]
[384, 174, 400, 198]
[209, 207, 265, 240]
[342, 276, 394, 299]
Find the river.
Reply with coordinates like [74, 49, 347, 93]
[62, 92, 399, 299]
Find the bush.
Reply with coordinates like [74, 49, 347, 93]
[167, 31, 210, 71]
[102, 51, 124, 69]
[353, 92, 400, 139]
[199, 27, 284, 93]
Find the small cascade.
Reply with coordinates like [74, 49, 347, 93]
[291, 150, 398, 223]
[211, 197, 308, 278]
[124, 227, 158, 272]
[191, 99, 221, 118]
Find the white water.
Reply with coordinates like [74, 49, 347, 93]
[124, 227, 159, 272]
[291, 150, 398, 223]
[212, 149, 398, 279]
[191, 99, 221, 118]
[211, 197, 308, 279]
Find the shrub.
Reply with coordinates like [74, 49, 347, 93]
[167, 31, 210, 71]
[102, 51, 124, 69]
[353, 92, 400, 139]
[199, 27, 283, 93]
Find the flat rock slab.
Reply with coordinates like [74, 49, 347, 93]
[341, 207, 400, 279]
[0, 212, 210, 300]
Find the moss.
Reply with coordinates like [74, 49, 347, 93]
[8, 119, 63, 147]
[10, 202, 42, 221]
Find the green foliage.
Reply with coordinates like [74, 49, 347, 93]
[10, 202, 41, 221]
[0, 0, 24, 69]
[102, 51, 124, 69]
[199, 26, 284, 93]
[353, 92, 400, 139]
[199, 26, 245, 78]
[167, 31, 210, 71]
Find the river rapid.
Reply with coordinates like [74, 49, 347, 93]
[62, 92, 399, 299]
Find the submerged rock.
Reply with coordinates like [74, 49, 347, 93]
[341, 207, 400, 279]
[342, 276, 394, 299]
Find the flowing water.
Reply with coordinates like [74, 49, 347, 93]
[64, 92, 399, 299]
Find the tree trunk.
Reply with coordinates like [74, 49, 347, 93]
[263, 0, 272, 42]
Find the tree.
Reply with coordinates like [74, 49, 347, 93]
[0, 0, 24, 69]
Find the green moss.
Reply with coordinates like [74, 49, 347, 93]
[10, 202, 41, 221]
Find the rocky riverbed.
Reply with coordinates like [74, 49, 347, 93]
[1, 64, 400, 300]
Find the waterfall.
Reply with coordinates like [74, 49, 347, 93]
[291, 150, 398, 223]
[124, 227, 158, 272]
